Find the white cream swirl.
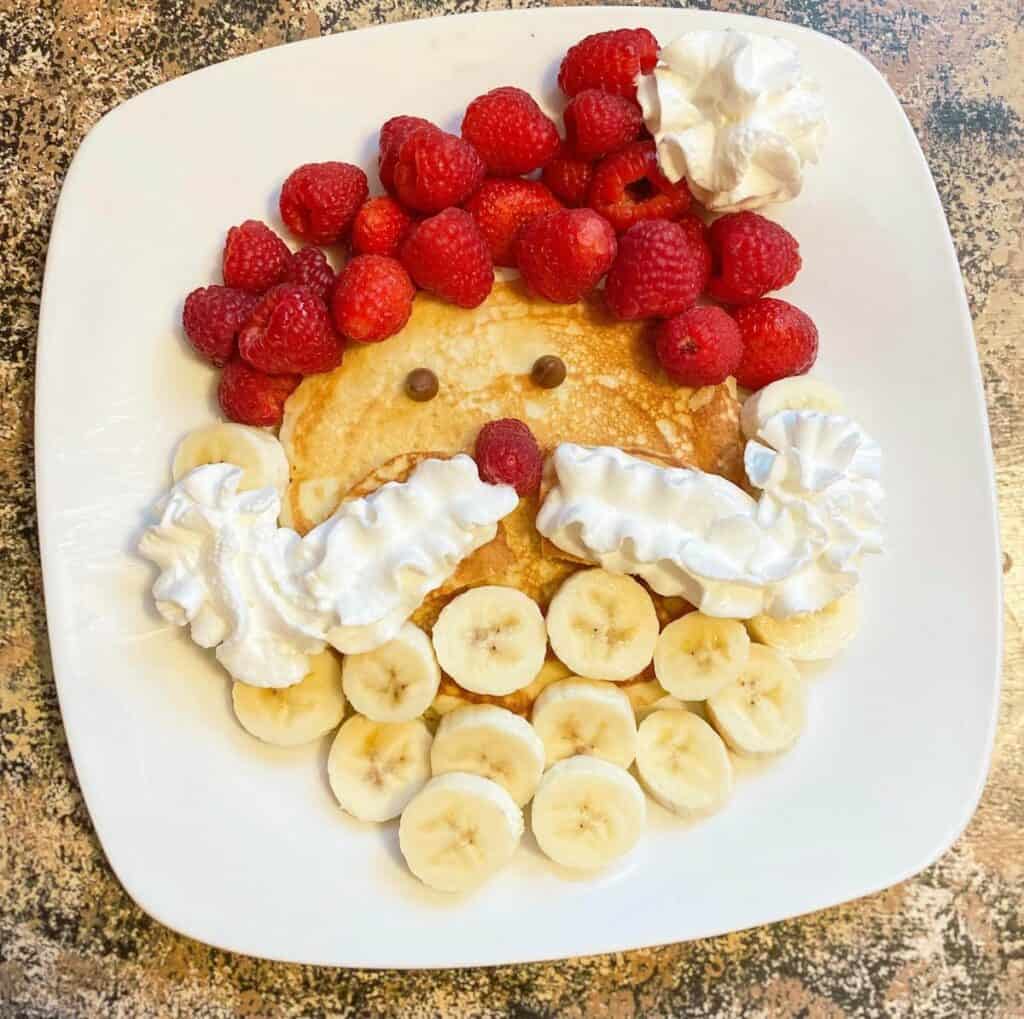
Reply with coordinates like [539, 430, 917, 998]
[138, 464, 327, 688]
[536, 409, 883, 619]
[637, 29, 826, 212]
[139, 456, 517, 686]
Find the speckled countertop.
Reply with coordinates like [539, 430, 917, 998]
[2, 1, 1021, 1016]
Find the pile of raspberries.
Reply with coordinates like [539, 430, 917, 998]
[182, 27, 816, 427]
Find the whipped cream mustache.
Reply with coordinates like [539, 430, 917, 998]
[142, 382, 882, 685]
[637, 29, 827, 212]
[139, 456, 517, 687]
[537, 407, 883, 619]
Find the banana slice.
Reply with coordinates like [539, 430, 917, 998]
[327, 715, 432, 822]
[172, 422, 290, 493]
[231, 649, 345, 747]
[740, 376, 845, 439]
[430, 705, 545, 806]
[654, 613, 750, 701]
[636, 709, 733, 816]
[747, 590, 862, 661]
[707, 644, 805, 757]
[431, 586, 547, 696]
[342, 623, 441, 722]
[530, 755, 646, 871]
[531, 678, 638, 768]
[399, 772, 523, 892]
[546, 569, 659, 681]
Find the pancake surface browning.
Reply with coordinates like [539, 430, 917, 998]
[281, 281, 743, 532]
[280, 281, 742, 713]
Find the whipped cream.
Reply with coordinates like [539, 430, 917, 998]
[637, 30, 826, 212]
[303, 455, 518, 654]
[139, 456, 517, 686]
[138, 464, 327, 688]
[536, 409, 883, 618]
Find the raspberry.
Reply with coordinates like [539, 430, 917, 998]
[676, 210, 710, 251]
[706, 211, 802, 305]
[182, 286, 258, 366]
[655, 307, 744, 386]
[351, 196, 415, 258]
[604, 219, 709, 320]
[284, 246, 336, 302]
[564, 89, 644, 159]
[516, 208, 617, 304]
[474, 418, 543, 497]
[541, 144, 596, 207]
[734, 298, 818, 391]
[331, 255, 415, 343]
[674, 211, 713, 287]
[222, 220, 291, 293]
[238, 283, 343, 375]
[558, 28, 659, 99]
[400, 208, 494, 309]
[588, 141, 691, 233]
[392, 129, 486, 214]
[378, 115, 437, 193]
[218, 356, 299, 427]
[460, 87, 560, 176]
[464, 178, 563, 267]
[279, 162, 368, 245]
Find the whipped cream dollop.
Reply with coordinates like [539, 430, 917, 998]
[138, 464, 326, 688]
[636, 30, 826, 212]
[139, 456, 517, 686]
[536, 409, 883, 618]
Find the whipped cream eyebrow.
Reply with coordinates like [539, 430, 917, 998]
[536, 404, 883, 619]
[636, 29, 827, 212]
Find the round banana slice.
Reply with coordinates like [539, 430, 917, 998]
[707, 645, 805, 757]
[654, 613, 750, 701]
[431, 586, 548, 696]
[327, 715, 432, 822]
[531, 678, 638, 769]
[172, 422, 290, 493]
[231, 649, 345, 747]
[342, 623, 441, 723]
[636, 709, 733, 816]
[747, 590, 862, 661]
[740, 376, 845, 439]
[399, 772, 524, 892]
[531, 755, 646, 871]
[430, 704, 545, 806]
[546, 569, 659, 681]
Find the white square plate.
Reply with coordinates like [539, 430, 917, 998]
[37, 6, 1002, 967]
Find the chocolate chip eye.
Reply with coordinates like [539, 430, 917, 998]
[405, 368, 439, 402]
[531, 355, 567, 389]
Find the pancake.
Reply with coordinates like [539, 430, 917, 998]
[279, 280, 739, 713]
[281, 279, 743, 533]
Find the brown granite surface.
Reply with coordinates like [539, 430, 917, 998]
[1, 1, 1021, 1015]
